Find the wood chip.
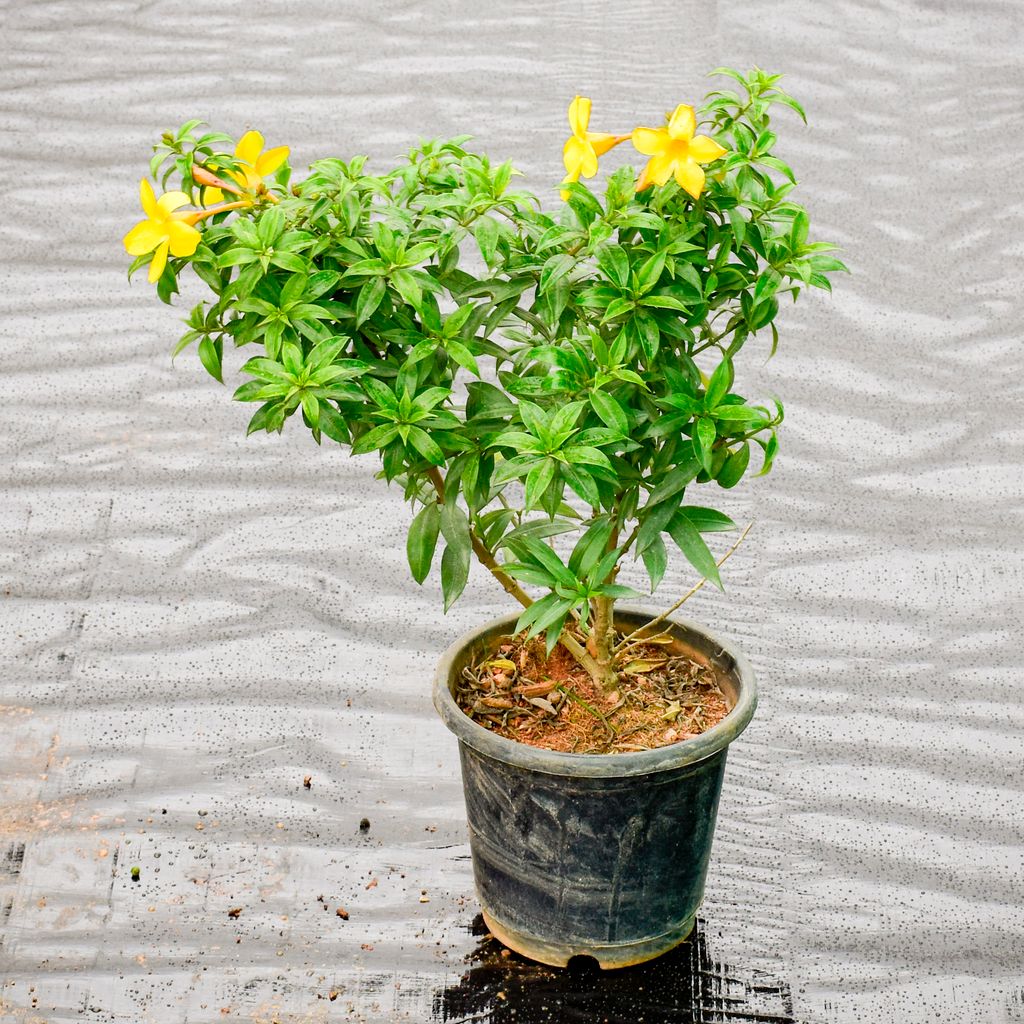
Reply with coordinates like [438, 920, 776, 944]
[478, 696, 515, 710]
[515, 680, 556, 698]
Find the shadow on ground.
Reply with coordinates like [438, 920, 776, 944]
[435, 915, 797, 1024]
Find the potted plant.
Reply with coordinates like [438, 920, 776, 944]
[124, 67, 844, 969]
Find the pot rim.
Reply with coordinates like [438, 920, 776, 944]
[432, 605, 757, 778]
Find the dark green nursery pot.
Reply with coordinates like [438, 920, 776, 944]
[433, 607, 757, 969]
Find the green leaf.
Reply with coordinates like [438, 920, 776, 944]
[631, 310, 659, 365]
[727, 208, 747, 247]
[563, 465, 601, 506]
[645, 458, 700, 507]
[601, 297, 635, 323]
[589, 390, 628, 435]
[539, 253, 576, 294]
[548, 401, 584, 445]
[524, 459, 556, 512]
[641, 294, 689, 313]
[515, 593, 567, 639]
[391, 268, 422, 307]
[705, 359, 733, 409]
[712, 404, 768, 426]
[668, 515, 723, 590]
[772, 92, 807, 123]
[439, 500, 470, 551]
[197, 336, 223, 383]
[466, 380, 515, 421]
[679, 506, 736, 533]
[440, 502, 472, 611]
[717, 442, 750, 488]
[694, 417, 716, 472]
[306, 269, 341, 300]
[407, 502, 441, 584]
[318, 402, 351, 444]
[444, 337, 480, 377]
[520, 538, 576, 588]
[155, 265, 179, 305]
[491, 453, 542, 485]
[498, 518, 578, 550]
[597, 244, 630, 290]
[504, 563, 558, 587]
[808, 254, 849, 273]
[568, 518, 613, 577]
[790, 210, 809, 250]
[640, 535, 667, 592]
[758, 155, 796, 183]
[758, 432, 779, 475]
[516, 400, 546, 438]
[635, 251, 667, 294]
[352, 422, 399, 453]
[473, 215, 500, 265]
[300, 391, 320, 429]
[441, 542, 470, 612]
[269, 251, 307, 274]
[280, 273, 308, 307]
[263, 320, 285, 360]
[218, 248, 258, 268]
[562, 445, 611, 470]
[355, 277, 386, 326]
[587, 546, 621, 588]
[363, 376, 398, 412]
[708, 66, 751, 89]
[407, 427, 445, 465]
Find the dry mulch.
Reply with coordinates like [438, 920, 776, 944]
[454, 629, 730, 755]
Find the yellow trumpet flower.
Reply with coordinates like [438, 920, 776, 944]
[631, 104, 727, 199]
[561, 96, 629, 200]
[123, 179, 202, 283]
[202, 130, 289, 204]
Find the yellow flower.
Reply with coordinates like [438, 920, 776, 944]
[631, 104, 727, 199]
[123, 179, 202, 283]
[561, 96, 629, 200]
[203, 130, 289, 203]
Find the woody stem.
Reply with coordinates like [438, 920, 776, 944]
[424, 466, 613, 688]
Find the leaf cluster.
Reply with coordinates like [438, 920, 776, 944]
[139, 68, 846, 651]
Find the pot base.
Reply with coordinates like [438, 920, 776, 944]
[481, 906, 697, 970]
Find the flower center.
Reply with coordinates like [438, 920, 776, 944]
[667, 138, 691, 161]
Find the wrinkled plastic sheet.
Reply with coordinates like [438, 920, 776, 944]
[2, 1, 1023, 1021]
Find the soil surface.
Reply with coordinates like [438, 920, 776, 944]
[454, 630, 730, 754]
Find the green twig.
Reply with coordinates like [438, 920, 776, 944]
[615, 520, 754, 652]
[556, 684, 616, 740]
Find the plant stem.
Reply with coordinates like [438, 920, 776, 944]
[588, 594, 617, 690]
[424, 466, 613, 687]
[585, 520, 621, 692]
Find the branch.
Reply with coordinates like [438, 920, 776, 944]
[615, 520, 754, 651]
[426, 466, 531, 608]
[425, 465, 612, 684]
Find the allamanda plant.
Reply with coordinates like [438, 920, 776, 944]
[125, 67, 846, 692]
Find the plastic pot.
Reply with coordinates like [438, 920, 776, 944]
[433, 607, 757, 969]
